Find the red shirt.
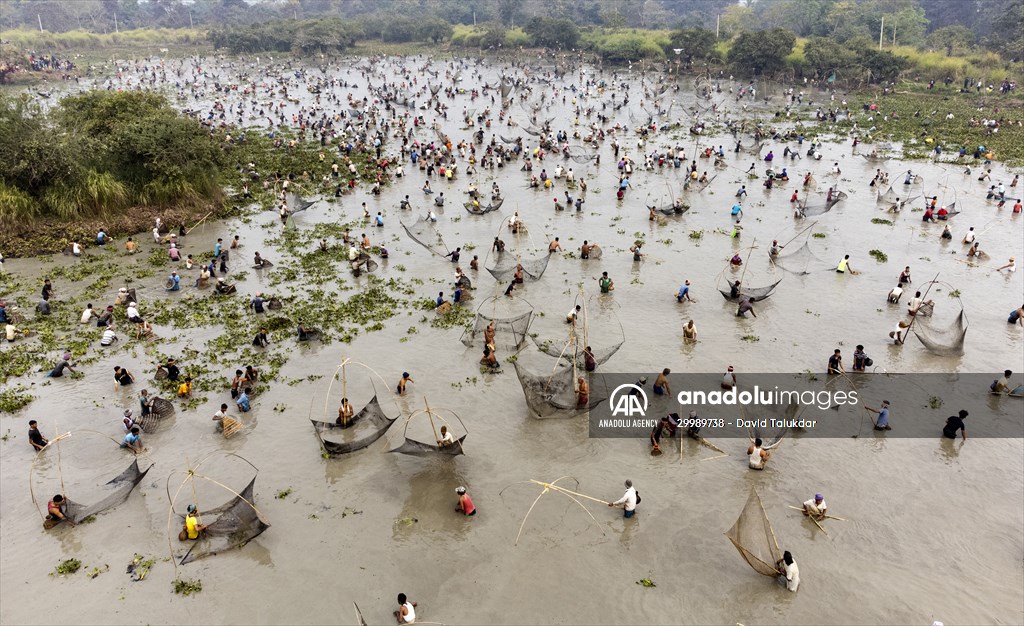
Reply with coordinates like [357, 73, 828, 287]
[459, 494, 475, 515]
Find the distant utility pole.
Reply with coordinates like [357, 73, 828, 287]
[38, 14, 43, 32]
[879, 17, 884, 50]
[114, 12, 119, 33]
[189, 10, 194, 28]
[716, 14, 720, 40]
[473, 11, 476, 26]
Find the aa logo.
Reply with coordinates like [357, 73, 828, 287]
[609, 383, 647, 417]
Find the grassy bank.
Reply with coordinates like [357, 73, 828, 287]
[1, 28, 204, 51]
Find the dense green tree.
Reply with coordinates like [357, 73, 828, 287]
[666, 27, 716, 63]
[802, 36, 856, 77]
[926, 25, 975, 55]
[727, 28, 796, 75]
[418, 17, 454, 43]
[856, 48, 910, 82]
[523, 16, 579, 49]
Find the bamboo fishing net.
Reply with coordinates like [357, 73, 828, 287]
[64, 460, 152, 523]
[311, 395, 397, 456]
[512, 361, 605, 419]
[914, 309, 967, 357]
[402, 217, 448, 256]
[771, 241, 831, 275]
[725, 490, 783, 577]
[719, 279, 783, 302]
[486, 255, 551, 282]
[178, 477, 270, 564]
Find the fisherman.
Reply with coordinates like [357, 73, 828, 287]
[47, 356, 76, 378]
[122, 409, 136, 432]
[676, 280, 692, 302]
[236, 387, 251, 412]
[251, 292, 265, 314]
[397, 372, 414, 395]
[942, 409, 968, 441]
[608, 479, 638, 517]
[297, 320, 313, 341]
[438, 425, 455, 447]
[836, 254, 855, 274]
[598, 272, 613, 294]
[747, 437, 770, 470]
[899, 266, 912, 286]
[650, 415, 677, 453]
[865, 400, 892, 430]
[827, 349, 845, 374]
[29, 420, 48, 451]
[177, 376, 193, 398]
[213, 404, 228, 431]
[454, 486, 476, 515]
[166, 272, 181, 291]
[736, 297, 757, 318]
[113, 365, 135, 387]
[576, 376, 589, 408]
[254, 252, 270, 268]
[769, 240, 783, 256]
[991, 369, 1013, 393]
[730, 280, 742, 299]
[653, 368, 671, 396]
[162, 358, 180, 382]
[47, 494, 75, 526]
[583, 346, 597, 372]
[890, 319, 910, 344]
[722, 366, 736, 390]
[394, 594, 416, 624]
[777, 551, 800, 591]
[337, 397, 354, 425]
[181, 504, 208, 540]
[549, 237, 562, 253]
[802, 493, 828, 520]
[566, 304, 582, 324]
[683, 320, 697, 341]
[121, 426, 143, 453]
[252, 327, 270, 348]
[887, 284, 904, 303]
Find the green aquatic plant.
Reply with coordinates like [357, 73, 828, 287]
[868, 249, 889, 263]
[172, 578, 202, 596]
[55, 558, 82, 575]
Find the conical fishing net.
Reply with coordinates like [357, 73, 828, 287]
[771, 240, 831, 275]
[719, 279, 783, 302]
[65, 460, 152, 523]
[500, 81, 513, 100]
[725, 490, 783, 577]
[513, 360, 605, 419]
[800, 191, 847, 216]
[402, 218, 448, 256]
[877, 186, 897, 205]
[179, 477, 270, 564]
[460, 310, 533, 349]
[486, 255, 551, 282]
[389, 434, 467, 456]
[739, 402, 795, 448]
[311, 396, 397, 455]
[914, 308, 967, 357]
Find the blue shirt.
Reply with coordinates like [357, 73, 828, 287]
[214, 243, 222, 258]
[731, 204, 743, 215]
[96, 232, 107, 244]
[677, 285, 689, 299]
[169, 275, 180, 290]
[121, 433, 140, 447]
[876, 408, 889, 427]
[453, 289, 462, 303]
[375, 215, 384, 226]
[237, 393, 250, 412]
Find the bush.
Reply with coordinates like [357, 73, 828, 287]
[504, 28, 531, 48]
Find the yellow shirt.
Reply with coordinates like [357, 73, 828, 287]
[186, 514, 199, 539]
[837, 258, 848, 272]
[177, 382, 192, 396]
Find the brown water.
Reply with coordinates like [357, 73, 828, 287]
[2, 55, 1022, 625]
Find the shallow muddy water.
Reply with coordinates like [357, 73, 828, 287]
[2, 54, 1022, 625]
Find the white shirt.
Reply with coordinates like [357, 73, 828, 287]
[785, 560, 800, 591]
[439, 431, 455, 445]
[908, 297, 923, 312]
[803, 498, 827, 515]
[964, 231, 975, 243]
[889, 286, 903, 298]
[613, 486, 637, 511]
[72, 243, 81, 255]
[127, 306, 141, 319]
[80, 308, 94, 323]
[401, 602, 416, 623]
[749, 446, 765, 469]
[101, 329, 117, 345]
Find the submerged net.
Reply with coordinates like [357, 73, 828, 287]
[65, 460, 152, 523]
[657, 202, 691, 216]
[740, 402, 794, 448]
[513, 360, 604, 419]
[801, 191, 847, 216]
[530, 336, 624, 367]
[914, 308, 967, 356]
[771, 240, 831, 275]
[389, 433, 467, 456]
[311, 396, 397, 455]
[429, 83, 441, 96]
[719, 279, 783, 302]
[180, 477, 270, 564]
[486, 254, 551, 282]
[724, 490, 783, 578]
[500, 135, 517, 144]
[402, 218, 448, 256]
[500, 80, 513, 100]
[287, 192, 316, 213]
[461, 309, 533, 349]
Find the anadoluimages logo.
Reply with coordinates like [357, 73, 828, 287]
[609, 383, 648, 417]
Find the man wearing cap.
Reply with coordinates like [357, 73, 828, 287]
[454, 486, 476, 516]
[865, 401, 891, 430]
[126, 302, 143, 324]
[722, 366, 736, 390]
[608, 480, 638, 518]
[122, 410, 136, 432]
[166, 272, 180, 291]
[803, 493, 828, 520]
[181, 504, 208, 540]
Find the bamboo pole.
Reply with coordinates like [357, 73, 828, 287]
[424, 397, 441, 445]
[528, 479, 611, 505]
[788, 505, 846, 521]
